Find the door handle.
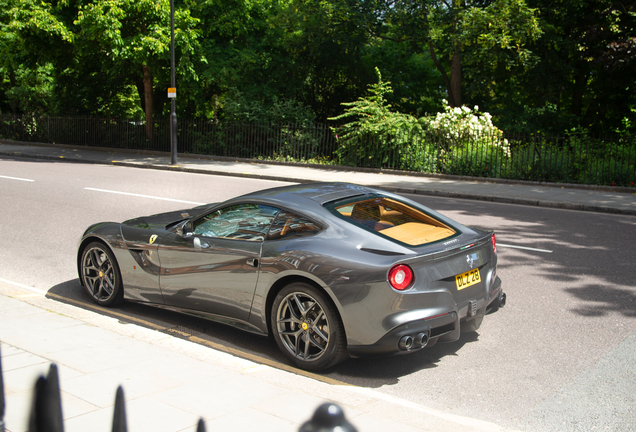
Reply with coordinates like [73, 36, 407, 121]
[193, 237, 210, 249]
[246, 258, 259, 267]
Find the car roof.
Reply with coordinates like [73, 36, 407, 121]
[233, 182, 375, 207]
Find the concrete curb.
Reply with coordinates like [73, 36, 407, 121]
[1, 140, 635, 216]
[1, 139, 633, 193]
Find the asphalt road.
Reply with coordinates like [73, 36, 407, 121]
[1, 155, 635, 431]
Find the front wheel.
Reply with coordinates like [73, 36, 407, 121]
[80, 242, 124, 306]
[271, 283, 347, 371]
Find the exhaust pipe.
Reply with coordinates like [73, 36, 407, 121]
[499, 292, 507, 308]
[398, 335, 414, 351]
[414, 331, 430, 348]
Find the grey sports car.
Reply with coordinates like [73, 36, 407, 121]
[77, 182, 505, 370]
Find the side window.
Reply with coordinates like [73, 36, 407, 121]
[193, 204, 279, 241]
[267, 210, 322, 240]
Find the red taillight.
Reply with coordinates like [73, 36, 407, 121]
[492, 233, 497, 254]
[388, 264, 414, 290]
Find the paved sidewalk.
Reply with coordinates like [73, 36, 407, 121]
[0, 284, 513, 432]
[1, 140, 636, 215]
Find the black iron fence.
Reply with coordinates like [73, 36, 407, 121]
[0, 345, 357, 432]
[1, 114, 634, 187]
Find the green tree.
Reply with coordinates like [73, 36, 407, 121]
[0, 0, 73, 114]
[193, 0, 376, 122]
[360, 0, 541, 108]
[74, 0, 200, 139]
[277, 0, 373, 120]
[361, 38, 445, 116]
[192, 0, 287, 120]
[516, 0, 636, 133]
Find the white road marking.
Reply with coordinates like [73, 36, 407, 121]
[498, 243, 553, 253]
[84, 188, 204, 205]
[0, 175, 34, 182]
[0, 278, 47, 295]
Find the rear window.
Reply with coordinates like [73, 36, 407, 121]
[327, 195, 456, 246]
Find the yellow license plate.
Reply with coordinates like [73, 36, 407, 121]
[455, 268, 481, 290]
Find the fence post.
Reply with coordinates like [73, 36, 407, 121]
[2, 353, 366, 432]
[111, 386, 127, 432]
[1, 345, 5, 432]
[299, 403, 357, 432]
[196, 418, 206, 432]
[28, 364, 64, 432]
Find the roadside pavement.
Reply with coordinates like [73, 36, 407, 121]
[1, 140, 636, 216]
[0, 283, 513, 432]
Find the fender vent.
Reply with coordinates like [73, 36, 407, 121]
[359, 248, 405, 256]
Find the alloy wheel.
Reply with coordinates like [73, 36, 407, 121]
[82, 245, 117, 302]
[275, 291, 330, 362]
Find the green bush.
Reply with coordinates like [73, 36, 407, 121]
[501, 134, 636, 186]
[330, 69, 511, 172]
[329, 68, 428, 169]
[440, 141, 511, 177]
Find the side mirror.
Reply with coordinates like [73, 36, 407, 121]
[182, 221, 194, 236]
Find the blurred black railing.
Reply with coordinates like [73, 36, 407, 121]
[1, 114, 634, 187]
[0, 345, 357, 432]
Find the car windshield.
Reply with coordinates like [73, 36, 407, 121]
[327, 195, 456, 246]
[194, 204, 278, 241]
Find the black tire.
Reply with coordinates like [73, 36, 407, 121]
[271, 282, 347, 371]
[80, 241, 124, 306]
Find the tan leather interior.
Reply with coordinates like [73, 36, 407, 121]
[378, 223, 455, 245]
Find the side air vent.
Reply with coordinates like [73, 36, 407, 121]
[359, 248, 405, 256]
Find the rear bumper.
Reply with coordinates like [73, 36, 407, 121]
[486, 276, 503, 310]
[348, 276, 504, 358]
[347, 311, 458, 357]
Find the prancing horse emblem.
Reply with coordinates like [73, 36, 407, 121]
[467, 255, 474, 269]
[149, 234, 158, 244]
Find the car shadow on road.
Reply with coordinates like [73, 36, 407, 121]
[46, 279, 479, 386]
[45, 278, 281, 358]
[325, 332, 480, 386]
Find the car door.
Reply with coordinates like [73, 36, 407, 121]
[157, 203, 279, 321]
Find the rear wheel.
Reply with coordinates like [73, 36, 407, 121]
[271, 283, 347, 371]
[80, 242, 124, 306]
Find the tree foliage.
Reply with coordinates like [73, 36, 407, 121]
[73, 0, 200, 138]
[357, 0, 541, 108]
[507, 0, 636, 134]
[0, 0, 73, 114]
[0, 0, 634, 136]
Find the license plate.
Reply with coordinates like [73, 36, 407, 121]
[455, 268, 481, 290]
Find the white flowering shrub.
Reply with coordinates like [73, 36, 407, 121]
[428, 100, 510, 155]
[425, 100, 512, 177]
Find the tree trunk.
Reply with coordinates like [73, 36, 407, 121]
[142, 65, 153, 143]
[428, 42, 463, 108]
[428, 41, 455, 106]
[450, 51, 462, 107]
